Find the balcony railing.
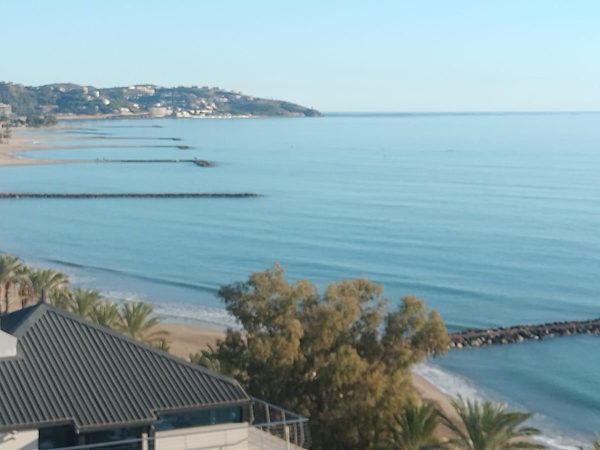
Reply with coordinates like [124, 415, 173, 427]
[49, 397, 310, 450]
[250, 397, 310, 449]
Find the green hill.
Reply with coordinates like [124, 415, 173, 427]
[0, 82, 321, 119]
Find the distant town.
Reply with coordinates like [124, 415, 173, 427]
[0, 82, 321, 126]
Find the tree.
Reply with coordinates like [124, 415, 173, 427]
[189, 346, 222, 372]
[593, 439, 600, 450]
[201, 265, 449, 450]
[49, 289, 74, 310]
[439, 397, 545, 450]
[118, 301, 168, 344]
[28, 269, 69, 302]
[70, 288, 102, 320]
[92, 301, 122, 329]
[0, 255, 32, 313]
[387, 403, 441, 450]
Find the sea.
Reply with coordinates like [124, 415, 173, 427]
[0, 113, 599, 448]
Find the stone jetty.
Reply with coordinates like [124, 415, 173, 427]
[449, 317, 600, 349]
[0, 192, 260, 199]
[95, 159, 215, 167]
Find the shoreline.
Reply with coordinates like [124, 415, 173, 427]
[0, 126, 79, 166]
[0, 120, 590, 449]
[0, 125, 192, 167]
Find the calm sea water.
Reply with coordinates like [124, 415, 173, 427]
[1, 114, 599, 446]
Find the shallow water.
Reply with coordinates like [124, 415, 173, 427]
[1, 114, 599, 442]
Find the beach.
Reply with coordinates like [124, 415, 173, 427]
[0, 126, 77, 166]
[1, 114, 597, 446]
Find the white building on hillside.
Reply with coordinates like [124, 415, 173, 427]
[0, 103, 12, 118]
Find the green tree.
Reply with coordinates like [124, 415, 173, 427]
[92, 301, 122, 329]
[189, 346, 222, 372]
[70, 288, 102, 320]
[28, 268, 69, 302]
[440, 397, 545, 450]
[387, 403, 441, 450]
[0, 255, 31, 313]
[50, 289, 74, 310]
[153, 337, 171, 352]
[201, 265, 448, 450]
[118, 301, 168, 344]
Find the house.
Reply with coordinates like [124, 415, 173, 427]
[0, 304, 308, 450]
[0, 103, 12, 118]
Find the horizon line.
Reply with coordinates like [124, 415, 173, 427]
[323, 110, 600, 115]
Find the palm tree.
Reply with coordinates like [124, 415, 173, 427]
[388, 402, 441, 450]
[49, 288, 74, 310]
[92, 302, 122, 329]
[118, 301, 168, 344]
[440, 397, 545, 450]
[28, 269, 69, 301]
[0, 255, 31, 313]
[70, 288, 102, 320]
[152, 337, 171, 352]
[593, 439, 600, 450]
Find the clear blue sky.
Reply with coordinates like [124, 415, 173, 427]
[2, 0, 600, 112]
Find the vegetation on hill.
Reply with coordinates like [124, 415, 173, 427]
[0, 81, 321, 119]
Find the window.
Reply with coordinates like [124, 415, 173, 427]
[38, 425, 77, 450]
[155, 406, 243, 431]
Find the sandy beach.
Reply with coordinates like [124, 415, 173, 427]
[0, 126, 78, 166]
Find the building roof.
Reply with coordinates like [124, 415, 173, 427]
[0, 303, 249, 432]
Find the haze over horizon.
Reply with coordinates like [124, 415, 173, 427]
[2, 0, 600, 112]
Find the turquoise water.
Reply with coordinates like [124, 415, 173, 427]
[1, 115, 599, 446]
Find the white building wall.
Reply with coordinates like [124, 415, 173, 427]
[155, 422, 249, 450]
[0, 430, 38, 450]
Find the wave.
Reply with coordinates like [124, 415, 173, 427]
[414, 363, 590, 450]
[43, 257, 218, 294]
[100, 289, 238, 328]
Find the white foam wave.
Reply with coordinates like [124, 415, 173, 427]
[413, 362, 485, 401]
[414, 362, 590, 450]
[99, 288, 237, 329]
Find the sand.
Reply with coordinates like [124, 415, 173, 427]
[0, 127, 79, 166]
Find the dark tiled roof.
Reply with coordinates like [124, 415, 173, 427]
[0, 304, 249, 432]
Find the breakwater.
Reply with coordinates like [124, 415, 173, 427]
[449, 317, 600, 348]
[94, 159, 215, 167]
[0, 192, 260, 199]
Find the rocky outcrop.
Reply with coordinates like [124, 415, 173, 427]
[449, 318, 600, 348]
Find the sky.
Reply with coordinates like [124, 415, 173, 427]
[1, 0, 600, 112]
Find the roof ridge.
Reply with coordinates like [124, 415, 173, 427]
[0, 303, 47, 337]
[38, 303, 245, 389]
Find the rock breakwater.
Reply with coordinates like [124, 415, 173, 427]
[0, 192, 260, 199]
[449, 317, 600, 348]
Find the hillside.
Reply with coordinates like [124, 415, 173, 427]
[0, 82, 321, 119]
